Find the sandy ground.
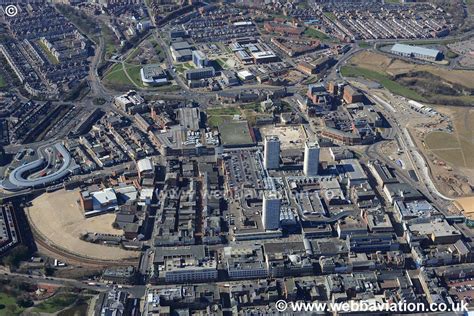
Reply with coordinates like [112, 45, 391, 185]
[412, 105, 474, 197]
[350, 51, 474, 88]
[26, 189, 139, 261]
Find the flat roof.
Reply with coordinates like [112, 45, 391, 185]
[171, 41, 192, 51]
[391, 43, 440, 58]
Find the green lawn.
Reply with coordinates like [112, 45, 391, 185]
[445, 49, 459, 59]
[208, 115, 233, 128]
[37, 41, 60, 65]
[340, 66, 426, 101]
[304, 27, 330, 40]
[125, 64, 145, 87]
[103, 63, 134, 86]
[33, 294, 77, 313]
[0, 75, 6, 88]
[240, 103, 261, 112]
[217, 58, 228, 69]
[358, 41, 371, 48]
[0, 293, 24, 316]
[101, 23, 119, 59]
[323, 12, 337, 21]
[207, 107, 241, 116]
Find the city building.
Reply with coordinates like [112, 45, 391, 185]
[303, 141, 320, 177]
[192, 50, 208, 68]
[185, 67, 215, 80]
[140, 64, 167, 86]
[264, 135, 280, 170]
[153, 245, 218, 283]
[0, 203, 20, 256]
[343, 86, 364, 104]
[262, 191, 281, 231]
[224, 245, 269, 279]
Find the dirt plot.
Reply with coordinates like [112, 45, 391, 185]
[26, 190, 139, 261]
[416, 106, 474, 196]
[350, 51, 474, 88]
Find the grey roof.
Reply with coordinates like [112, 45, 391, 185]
[171, 41, 192, 51]
[391, 43, 440, 58]
[2, 143, 72, 190]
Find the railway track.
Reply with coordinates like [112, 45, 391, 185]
[25, 207, 139, 268]
[33, 232, 138, 268]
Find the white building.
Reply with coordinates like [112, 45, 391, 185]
[224, 245, 269, 279]
[154, 245, 218, 283]
[303, 141, 320, 176]
[262, 191, 281, 230]
[264, 135, 280, 170]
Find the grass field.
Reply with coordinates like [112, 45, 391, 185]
[101, 22, 119, 59]
[323, 12, 336, 21]
[304, 27, 329, 40]
[349, 51, 474, 88]
[103, 63, 134, 87]
[207, 107, 240, 116]
[33, 294, 77, 313]
[0, 293, 24, 316]
[425, 130, 474, 169]
[37, 41, 60, 65]
[340, 66, 426, 101]
[57, 300, 89, 316]
[208, 115, 233, 128]
[0, 75, 6, 88]
[345, 51, 474, 105]
[125, 64, 145, 87]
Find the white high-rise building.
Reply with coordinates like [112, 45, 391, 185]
[304, 141, 320, 176]
[264, 135, 280, 170]
[262, 191, 281, 230]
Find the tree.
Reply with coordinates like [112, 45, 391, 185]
[2, 245, 29, 268]
[16, 296, 34, 308]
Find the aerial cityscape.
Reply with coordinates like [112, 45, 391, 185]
[0, 0, 473, 314]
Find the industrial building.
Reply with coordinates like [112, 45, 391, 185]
[390, 44, 442, 61]
[264, 135, 280, 170]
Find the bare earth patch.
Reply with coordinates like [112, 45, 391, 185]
[26, 189, 139, 261]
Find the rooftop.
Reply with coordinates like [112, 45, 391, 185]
[391, 43, 440, 58]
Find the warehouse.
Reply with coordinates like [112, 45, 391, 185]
[390, 44, 442, 61]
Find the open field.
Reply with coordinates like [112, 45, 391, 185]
[349, 51, 474, 88]
[26, 189, 140, 261]
[0, 293, 24, 316]
[207, 105, 269, 128]
[57, 297, 90, 316]
[32, 293, 77, 313]
[304, 27, 329, 40]
[0, 75, 6, 88]
[37, 40, 60, 65]
[345, 51, 474, 105]
[415, 106, 474, 196]
[103, 63, 134, 87]
[424, 108, 474, 170]
[341, 66, 425, 101]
